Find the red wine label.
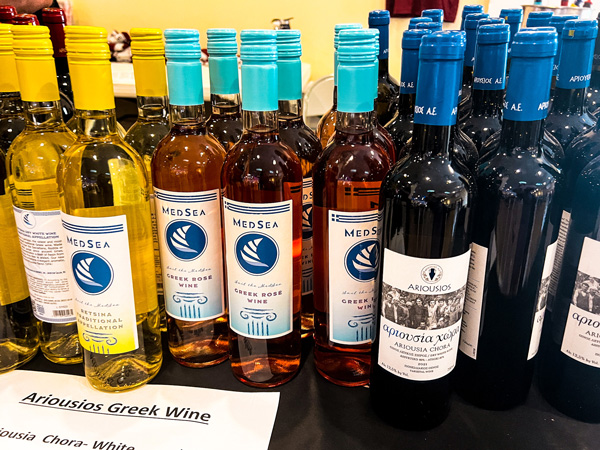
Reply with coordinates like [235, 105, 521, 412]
[377, 249, 470, 381]
[302, 178, 313, 296]
[561, 237, 600, 368]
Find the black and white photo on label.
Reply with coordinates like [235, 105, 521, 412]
[536, 275, 551, 313]
[380, 282, 466, 330]
[572, 270, 600, 314]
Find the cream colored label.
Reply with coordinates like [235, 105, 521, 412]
[0, 192, 29, 306]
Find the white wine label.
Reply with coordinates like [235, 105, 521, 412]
[377, 249, 470, 381]
[154, 188, 224, 322]
[149, 192, 164, 297]
[527, 240, 557, 360]
[14, 208, 75, 323]
[302, 178, 313, 296]
[328, 209, 380, 345]
[548, 210, 571, 310]
[223, 198, 293, 339]
[561, 237, 600, 368]
[61, 213, 138, 355]
[0, 192, 29, 306]
[459, 243, 487, 359]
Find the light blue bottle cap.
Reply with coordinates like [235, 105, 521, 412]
[240, 29, 278, 111]
[277, 29, 302, 101]
[409, 17, 432, 30]
[333, 23, 362, 86]
[207, 28, 239, 96]
[501, 8, 523, 24]
[164, 28, 203, 106]
[337, 29, 378, 113]
[526, 11, 553, 28]
[422, 9, 443, 23]
[416, 22, 442, 32]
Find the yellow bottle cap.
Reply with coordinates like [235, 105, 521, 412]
[65, 27, 115, 111]
[12, 25, 59, 102]
[129, 28, 167, 97]
[0, 24, 20, 93]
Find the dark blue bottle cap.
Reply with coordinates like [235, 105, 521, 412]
[368, 10, 390, 26]
[422, 9, 443, 23]
[465, 13, 490, 30]
[420, 30, 466, 60]
[512, 28, 557, 58]
[402, 29, 431, 50]
[563, 19, 598, 40]
[478, 18, 505, 27]
[416, 21, 442, 32]
[409, 17, 432, 30]
[501, 8, 523, 24]
[462, 5, 484, 20]
[526, 11, 553, 28]
[477, 23, 510, 45]
[550, 14, 579, 33]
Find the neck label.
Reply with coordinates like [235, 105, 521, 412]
[414, 58, 460, 126]
[503, 56, 553, 121]
[473, 44, 507, 91]
[557, 38, 595, 89]
[370, 24, 389, 60]
[209, 55, 240, 96]
[400, 48, 418, 94]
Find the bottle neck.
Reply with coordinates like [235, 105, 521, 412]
[0, 92, 22, 116]
[378, 58, 389, 76]
[335, 110, 376, 136]
[278, 99, 302, 121]
[397, 93, 415, 116]
[590, 68, 600, 88]
[551, 87, 587, 114]
[54, 56, 69, 77]
[75, 109, 120, 138]
[242, 109, 278, 133]
[499, 119, 544, 153]
[169, 104, 205, 127]
[411, 123, 452, 158]
[210, 93, 241, 116]
[332, 86, 338, 108]
[463, 66, 473, 86]
[137, 95, 168, 121]
[23, 100, 64, 127]
[470, 89, 504, 116]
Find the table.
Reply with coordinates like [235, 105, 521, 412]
[20, 335, 599, 449]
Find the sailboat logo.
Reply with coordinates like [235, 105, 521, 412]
[345, 239, 380, 281]
[235, 232, 279, 275]
[302, 204, 313, 239]
[71, 252, 113, 295]
[165, 220, 207, 261]
[22, 212, 36, 228]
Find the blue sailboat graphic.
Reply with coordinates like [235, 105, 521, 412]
[170, 225, 198, 254]
[352, 244, 378, 273]
[241, 238, 269, 268]
[75, 258, 103, 287]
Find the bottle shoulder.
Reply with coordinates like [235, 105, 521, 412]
[545, 111, 596, 149]
[124, 119, 170, 155]
[279, 124, 322, 164]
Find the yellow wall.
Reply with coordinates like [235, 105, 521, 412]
[71, 0, 488, 81]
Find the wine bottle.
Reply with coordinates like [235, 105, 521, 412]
[385, 29, 431, 158]
[276, 30, 322, 338]
[222, 30, 302, 387]
[0, 23, 38, 374]
[206, 29, 242, 151]
[152, 29, 228, 368]
[459, 13, 490, 122]
[454, 28, 560, 410]
[408, 17, 432, 30]
[0, 6, 16, 24]
[371, 31, 475, 430]
[41, 8, 74, 123]
[526, 11, 553, 28]
[415, 22, 442, 33]
[316, 23, 362, 149]
[123, 28, 170, 333]
[8, 25, 80, 364]
[586, 13, 600, 115]
[58, 26, 162, 392]
[461, 5, 484, 30]
[12, 15, 39, 26]
[500, 8, 523, 74]
[548, 14, 578, 96]
[369, 10, 399, 126]
[313, 29, 392, 387]
[538, 155, 600, 422]
[460, 24, 509, 152]
[546, 20, 597, 151]
[422, 9, 443, 23]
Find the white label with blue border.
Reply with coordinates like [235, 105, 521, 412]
[328, 210, 381, 345]
[223, 198, 293, 339]
[154, 188, 224, 322]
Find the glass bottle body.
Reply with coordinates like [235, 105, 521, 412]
[313, 110, 392, 386]
[152, 104, 228, 367]
[385, 93, 414, 160]
[58, 110, 162, 392]
[375, 59, 399, 126]
[0, 93, 25, 154]
[460, 89, 503, 153]
[278, 100, 322, 337]
[206, 93, 243, 152]
[316, 88, 337, 149]
[222, 110, 303, 387]
[7, 100, 80, 364]
[124, 96, 170, 332]
[585, 69, 600, 115]
[55, 57, 74, 123]
[370, 123, 474, 429]
[545, 88, 596, 151]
